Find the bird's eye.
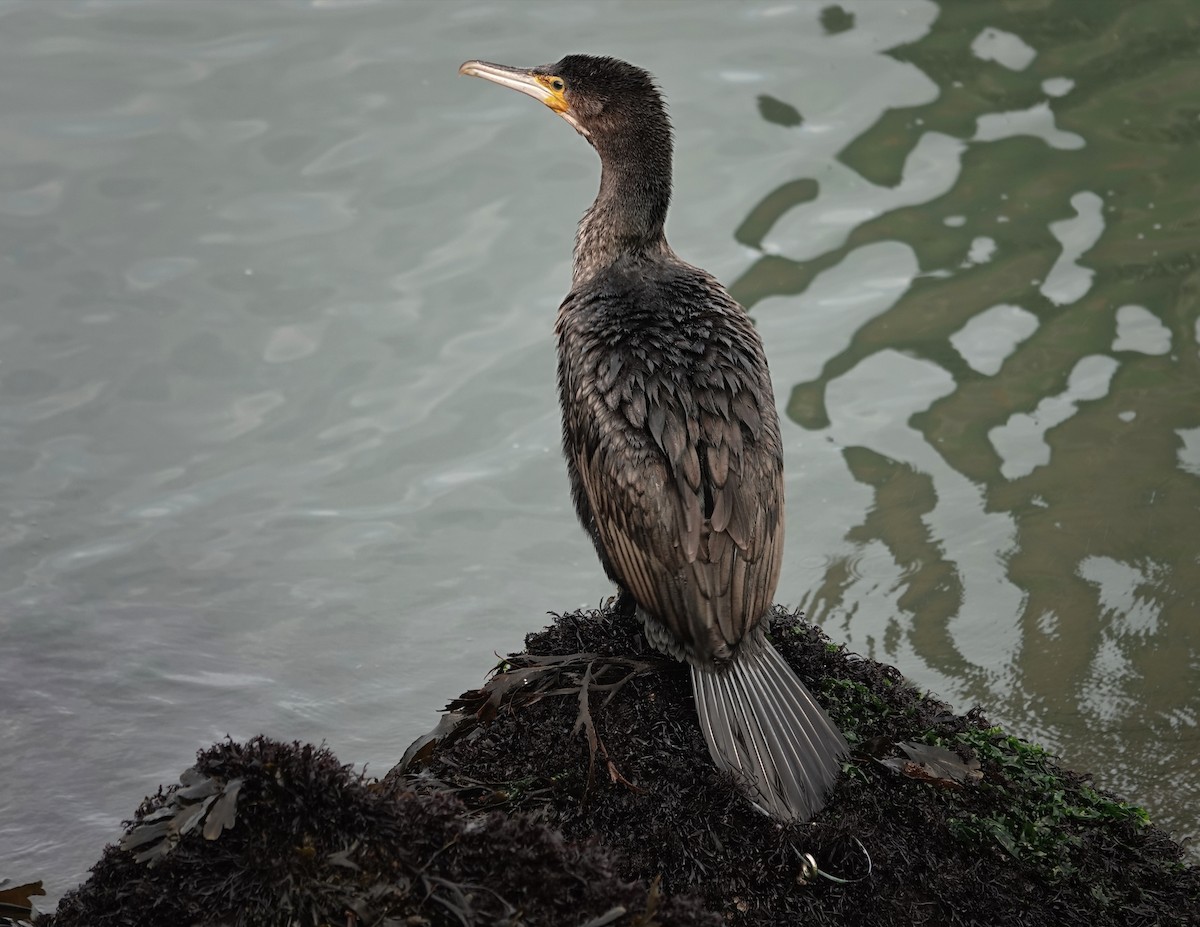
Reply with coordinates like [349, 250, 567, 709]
[551, 78, 564, 91]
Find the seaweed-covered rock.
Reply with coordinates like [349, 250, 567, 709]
[391, 605, 1200, 927]
[40, 604, 1200, 927]
[47, 735, 715, 927]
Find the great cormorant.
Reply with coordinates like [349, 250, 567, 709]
[459, 54, 847, 821]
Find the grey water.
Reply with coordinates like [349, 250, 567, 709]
[1, 0, 1197, 906]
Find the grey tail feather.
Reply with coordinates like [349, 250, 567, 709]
[690, 628, 848, 821]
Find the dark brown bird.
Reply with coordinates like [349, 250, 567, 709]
[459, 54, 847, 821]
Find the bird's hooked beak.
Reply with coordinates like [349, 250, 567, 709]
[459, 60, 589, 138]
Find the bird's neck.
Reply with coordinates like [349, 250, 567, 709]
[573, 135, 672, 284]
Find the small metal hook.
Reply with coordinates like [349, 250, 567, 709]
[794, 837, 873, 885]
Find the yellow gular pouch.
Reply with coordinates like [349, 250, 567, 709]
[535, 75, 569, 114]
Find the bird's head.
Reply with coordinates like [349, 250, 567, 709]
[459, 54, 669, 151]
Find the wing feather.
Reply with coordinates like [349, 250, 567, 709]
[558, 279, 784, 663]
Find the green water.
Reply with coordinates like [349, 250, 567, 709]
[736, 0, 1200, 850]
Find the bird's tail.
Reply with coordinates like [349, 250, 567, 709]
[690, 628, 848, 821]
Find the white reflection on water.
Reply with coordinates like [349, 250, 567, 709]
[1041, 76, 1075, 97]
[757, 241, 917, 382]
[1112, 305, 1172, 356]
[970, 27, 1037, 72]
[1176, 427, 1200, 477]
[974, 102, 1085, 151]
[1040, 191, 1105, 306]
[989, 355, 1120, 480]
[963, 235, 996, 267]
[950, 303, 1039, 376]
[766, 132, 962, 260]
[1077, 555, 1167, 724]
[1079, 556, 1163, 637]
[825, 350, 1025, 700]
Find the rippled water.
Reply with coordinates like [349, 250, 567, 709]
[1, 0, 1197, 905]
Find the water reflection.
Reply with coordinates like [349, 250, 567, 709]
[731, 0, 1199, 856]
